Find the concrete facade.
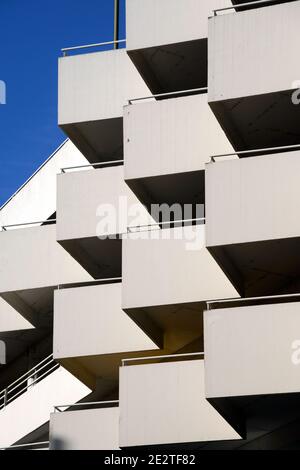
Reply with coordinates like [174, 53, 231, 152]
[119, 359, 240, 447]
[50, 407, 119, 450]
[208, 1, 300, 149]
[2, 0, 300, 452]
[58, 49, 149, 163]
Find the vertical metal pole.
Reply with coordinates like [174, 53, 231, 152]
[114, 0, 119, 49]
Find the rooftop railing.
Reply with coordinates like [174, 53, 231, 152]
[128, 87, 208, 105]
[0, 441, 49, 451]
[126, 217, 205, 234]
[0, 354, 59, 411]
[61, 159, 124, 173]
[122, 351, 204, 367]
[210, 143, 300, 162]
[54, 400, 119, 413]
[57, 277, 122, 291]
[61, 39, 126, 57]
[206, 292, 300, 310]
[213, 0, 295, 16]
[1, 218, 56, 231]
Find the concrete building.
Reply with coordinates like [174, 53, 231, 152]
[1, 0, 300, 451]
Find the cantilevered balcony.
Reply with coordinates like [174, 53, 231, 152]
[122, 224, 238, 353]
[126, 0, 232, 94]
[204, 297, 300, 443]
[208, 1, 300, 150]
[124, 90, 233, 211]
[53, 281, 159, 390]
[0, 223, 91, 324]
[119, 356, 241, 448]
[58, 48, 149, 163]
[56, 163, 153, 278]
[50, 402, 119, 450]
[205, 149, 300, 296]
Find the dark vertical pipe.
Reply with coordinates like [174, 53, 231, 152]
[114, 0, 119, 49]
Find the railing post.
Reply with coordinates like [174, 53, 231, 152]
[3, 389, 7, 407]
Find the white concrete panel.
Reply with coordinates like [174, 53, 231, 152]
[208, 2, 300, 102]
[53, 283, 157, 359]
[204, 302, 300, 398]
[124, 94, 233, 180]
[126, 0, 232, 50]
[0, 367, 90, 448]
[122, 225, 238, 310]
[119, 359, 240, 447]
[58, 49, 149, 125]
[206, 152, 300, 247]
[57, 165, 154, 241]
[50, 407, 119, 450]
[0, 224, 91, 293]
[0, 140, 88, 228]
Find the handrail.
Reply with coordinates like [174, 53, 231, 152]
[57, 277, 122, 290]
[128, 87, 208, 104]
[206, 292, 300, 310]
[122, 351, 204, 366]
[1, 219, 56, 231]
[213, 0, 291, 16]
[61, 39, 126, 56]
[127, 217, 205, 233]
[54, 400, 119, 413]
[0, 354, 58, 410]
[210, 143, 300, 162]
[0, 441, 49, 450]
[61, 159, 124, 173]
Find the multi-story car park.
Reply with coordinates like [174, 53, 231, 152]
[1, 0, 300, 450]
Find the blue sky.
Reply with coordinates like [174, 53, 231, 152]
[0, 0, 125, 206]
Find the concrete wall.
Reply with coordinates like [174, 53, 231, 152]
[53, 283, 157, 360]
[58, 49, 149, 126]
[0, 367, 90, 448]
[204, 302, 300, 398]
[0, 224, 91, 293]
[119, 359, 240, 447]
[124, 94, 233, 180]
[208, 2, 300, 102]
[57, 165, 153, 241]
[206, 152, 300, 247]
[126, 0, 232, 50]
[50, 407, 119, 450]
[0, 140, 88, 228]
[122, 225, 238, 310]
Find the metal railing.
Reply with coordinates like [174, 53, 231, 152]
[128, 87, 208, 105]
[61, 39, 126, 56]
[57, 277, 122, 291]
[213, 0, 293, 16]
[1, 218, 56, 231]
[61, 159, 124, 173]
[0, 354, 59, 410]
[122, 351, 204, 367]
[210, 143, 300, 162]
[0, 441, 49, 451]
[54, 400, 119, 413]
[126, 217, 205, 234]
[206, 292, 300, 310]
